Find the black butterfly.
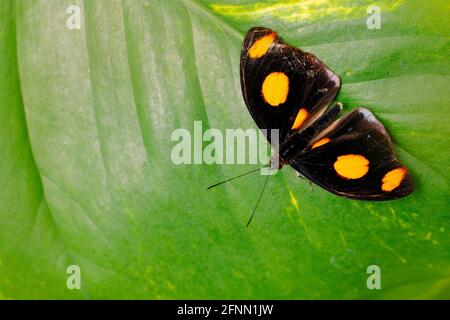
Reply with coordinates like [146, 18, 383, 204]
[239, 27, 414, 201]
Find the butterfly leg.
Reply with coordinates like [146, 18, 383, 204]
[308, 180, 314, 192]
[295, 170, 306, 179]
[295, 171, 313, 191]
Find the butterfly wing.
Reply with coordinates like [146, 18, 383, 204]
[240, 27, 340, 144]
[289, 108, 414, 200]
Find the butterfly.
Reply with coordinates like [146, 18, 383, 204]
[239, 26, 414, 201]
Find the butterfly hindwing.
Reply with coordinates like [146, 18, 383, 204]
[289, 108, 414, 200]
[240, 27, 341, 143]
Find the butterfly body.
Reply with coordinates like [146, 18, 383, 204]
[240, 27, 414, 200]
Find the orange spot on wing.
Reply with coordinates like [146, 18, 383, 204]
[261, 72, 289, 107]
[381, 167, 407, 192]
[311, 137, 331, 149]
[291, 108, 309, 130]
[248, 32, 276, 58]
[334, 154, 369, 179]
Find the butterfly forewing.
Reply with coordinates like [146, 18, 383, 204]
[240, 27, 340, 143]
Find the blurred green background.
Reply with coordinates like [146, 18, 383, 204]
[0, 0, 449, 299]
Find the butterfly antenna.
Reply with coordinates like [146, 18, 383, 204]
[246, 173, 270, 227]
[206, 166, 267, 190]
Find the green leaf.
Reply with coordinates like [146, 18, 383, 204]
[0, 0, 449, 299]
